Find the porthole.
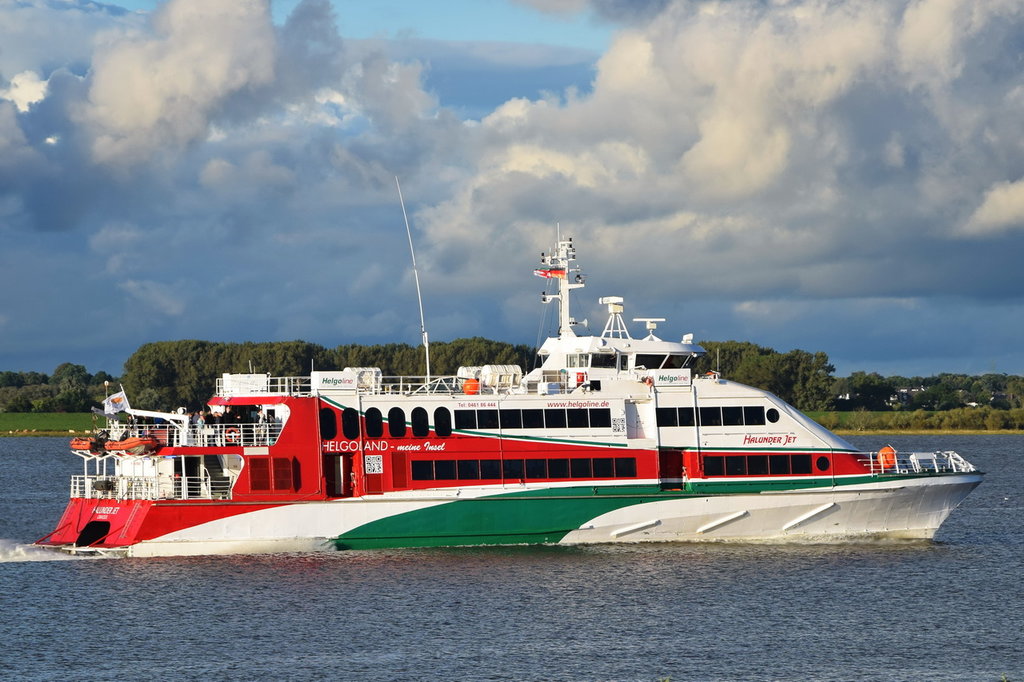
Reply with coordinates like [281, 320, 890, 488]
[816, 456, 830, 472]
[766, 408, 780, 423]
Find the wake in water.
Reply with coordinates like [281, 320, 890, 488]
[0, 538, 93, 562]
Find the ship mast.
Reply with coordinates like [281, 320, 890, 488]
[538, 236, 585, 338]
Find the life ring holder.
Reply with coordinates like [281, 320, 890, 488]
[877, 445, 896, 470]
[225, 426, 241, 444]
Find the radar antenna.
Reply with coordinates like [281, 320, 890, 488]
[633, 317, 666, 341]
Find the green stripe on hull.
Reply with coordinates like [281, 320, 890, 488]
[334, 486, 664, 550]
[333, 471, 971, 550]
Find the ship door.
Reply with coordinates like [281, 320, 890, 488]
[658, 448, 684, 490]
[324, 453, 353, 497]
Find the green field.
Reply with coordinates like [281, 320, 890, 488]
[0, 413, 100, 435]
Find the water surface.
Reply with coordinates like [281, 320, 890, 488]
[2, 435, 1020, 680]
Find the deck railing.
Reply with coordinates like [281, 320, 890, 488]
[862, 450, 976, 475]
[71, 471, 232, 501]
[110, 422, 283, 448]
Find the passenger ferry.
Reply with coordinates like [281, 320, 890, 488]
[37, 237, 982, 556]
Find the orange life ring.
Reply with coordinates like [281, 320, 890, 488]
[642, 376, 654, 387]
[225, 426, 240, 444]
[877, 445, 896, 470]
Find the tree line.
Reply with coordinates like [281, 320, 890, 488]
[3, 338, 1024, 423]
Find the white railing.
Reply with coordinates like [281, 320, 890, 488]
[862, 450, 977, 475]
[110, 422, 283, 448]
[71, 472, 232, 501]
[215, 375, 310, 396]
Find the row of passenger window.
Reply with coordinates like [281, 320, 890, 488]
[703, 453, 827, 477]
[656, 405, 781, 428]
[321, 405, 617, 440]
[411, 456, 637, 481]
[454, 408, 612, 430]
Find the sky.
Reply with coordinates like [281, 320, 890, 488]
[3, 0, 1024, 380]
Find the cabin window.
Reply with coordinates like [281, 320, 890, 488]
[526, 459, 547, 478]
[591, 353, 616, 368]
[319, 408, 337, 440]
[454, 410, 476, 430]
[699, 407, 723, 427]
[364, 408, 384, 438]
[480, 459, 501, 479]
[722, 407, 744, 426]
[656, 407, 678, 427]
[703, 456, 724, 476]
[679, 408, 696, 427]
[570, 458, 592, 478]
[567, 354, 589, 368]
[522, 409, 544, 428]
[816, 456, 830, 472]
[411, 407, 430, 437]
[792, 454, 812, 474]
[434, 460, 456, 480]
[477, 409, 499, 429]
[388, 407, 406, 438]
[567, 409, 589, 428]
[434, 408, 452, 437]
[748, 455, 769, 476]
[615, 457, 637, 477]
[411, 460, 433, 480]
[503, 459, 524, 479]
[499, 409, 522, 429]
[342, 408, 360, 440]
[589, 408, 612, 428]
[592, 458, 614, 477]
[744, 406, 765, 426]
[545, 409, 567, 429]
[457, 460, 479, 479]
[725, 456, 747, 476]
[770, 455, 791, 475]
[548, 458, 570, 478]
[766, 408, 781, 423]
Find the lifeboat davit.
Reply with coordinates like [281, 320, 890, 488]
[104, 436, 160, 455]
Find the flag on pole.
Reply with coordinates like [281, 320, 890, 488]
[533, 268, 566, 279]
[102, 390, 130, 417]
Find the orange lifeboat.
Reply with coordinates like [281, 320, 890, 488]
[104, 435, 160, 455]
[877, 445, 897, 470]
[69, 437, 102, 453]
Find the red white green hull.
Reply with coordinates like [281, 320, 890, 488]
[36, 237, 982, 557]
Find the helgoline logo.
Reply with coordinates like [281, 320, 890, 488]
[320, 377, 354, 386]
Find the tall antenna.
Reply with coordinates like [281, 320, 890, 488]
[396, 176, 430, 381]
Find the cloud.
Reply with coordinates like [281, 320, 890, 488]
[0, 71, 48, 112]
[74, 0, 277, 166]
[962, 179, 1024, 236]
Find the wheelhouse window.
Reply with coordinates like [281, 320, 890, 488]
[635, 354, 666, 370]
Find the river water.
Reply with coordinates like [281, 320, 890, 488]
[1, 435, 1021, 681]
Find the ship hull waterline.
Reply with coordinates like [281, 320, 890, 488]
[41, 472, 981, 558]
